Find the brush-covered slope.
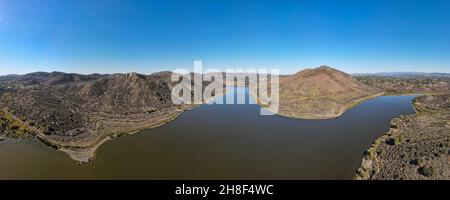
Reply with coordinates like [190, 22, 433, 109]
[0, 72, 191, 161]
[0, 71, 223, 162]
[278, 66, 383, 119]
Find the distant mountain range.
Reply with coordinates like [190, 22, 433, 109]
[3, 71, 450, 79]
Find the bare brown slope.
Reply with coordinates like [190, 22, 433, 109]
[278, 66, 383, 119]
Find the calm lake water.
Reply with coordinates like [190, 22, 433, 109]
[0, 88, 416, 179]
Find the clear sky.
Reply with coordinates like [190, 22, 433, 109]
[0, 0, 449, 75]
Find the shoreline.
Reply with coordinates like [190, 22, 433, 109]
[354, 93, 449, 180]
[3, 89, 431, 164]
[53, 107, 191, 163]
[37, 95, 220, 163]
[354, 96, 423, 180]
[255, 91, 385, 120]
[57, 90, 387, 163]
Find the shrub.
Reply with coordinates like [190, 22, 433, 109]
[394, 135, 405, 145]
[409, 159, 418, 165]
[10, 124, 19, 130]
[1, 93, 12, 103]
[418, 165, 434, 177]
[365, 149, 377, 160]
[374, 137, 383, 145]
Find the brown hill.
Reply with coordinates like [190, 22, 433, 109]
[278, 66, 383, 119]
[0, 71, 223, 162]
[0, 72, 192, 162]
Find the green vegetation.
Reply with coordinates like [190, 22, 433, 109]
[0, 110, 33, 139]
[366, 148, 377, 160]
[394, 135, 405, 145]
[418, 165, 434, 177]
[386, 134, 405, 145]
[373, 137, 383, 145]
[356, 168, 371, 179]
[1, 92, 13, 103]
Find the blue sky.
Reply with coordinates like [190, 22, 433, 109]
[0, 0, 449, 75]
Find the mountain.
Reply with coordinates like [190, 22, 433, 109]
[0, 71, 224, 162]
[0, 71, 107, 85]
[0, 72, 190, 162]
[277, 66, 383, 119]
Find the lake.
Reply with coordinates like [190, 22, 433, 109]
[0, 88, 416, 179]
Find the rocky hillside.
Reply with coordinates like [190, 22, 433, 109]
[0, 71, 106, 86]
[0, 71, 216, 162]
[277, 66, 383, 119]
[355, 76, 450, 95]
[356, 94, 450, 180]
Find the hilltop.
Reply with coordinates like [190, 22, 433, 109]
[277, 66, 383, 119]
